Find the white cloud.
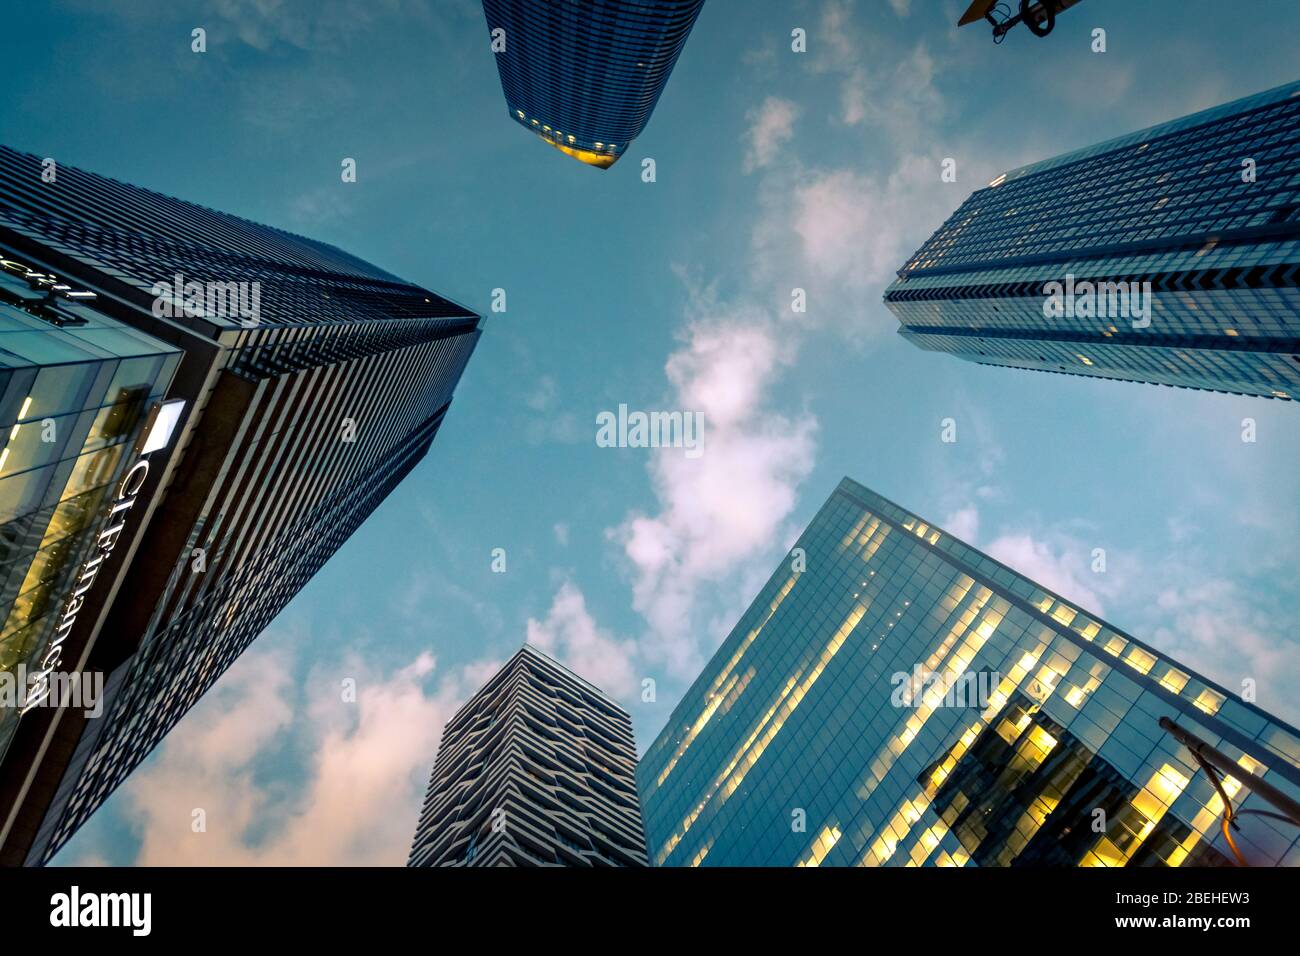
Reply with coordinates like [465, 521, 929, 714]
[86, 638, 501, 866]
[744, 97, 800, 172]
[593, 18, 960, 676]
[746, 155, 956, 329]
[942, 505, 980, 543]
[522, 374, 585, 444]
[526, 581, 639, 698]
[526, 375, 558, 412]
[815, 0, 859, 69]
[207, 0, 445, 53]
[286, 186, 355, 229]
[788, 162, 941, 290]
[807, 2, 941, 141]
[525, 411, 585, 445]
[613, 302, 817, 678]
[838, 45, 940, 138]
[945, 496, 1300, 727]
[985, 530, 1112, 615]
[1146, 580, 1300, 726]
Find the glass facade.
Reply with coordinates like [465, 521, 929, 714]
[0, 258, 180, 760]
[637, 478, 1300, 867]
[481, 0, 706, 167]
[0, 145, 482, 865]
[886, 81, 1300, 401]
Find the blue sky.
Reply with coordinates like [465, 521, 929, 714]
[2, 0, 1297, 865]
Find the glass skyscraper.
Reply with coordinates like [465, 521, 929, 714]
[1, 257, 182, 760]
[885, 81, 1300, 401]
[409, 644, 647, 867]
[0, 145, 482, 865]
[637, 477, 1300, 867]
[481, 0, 707, 168]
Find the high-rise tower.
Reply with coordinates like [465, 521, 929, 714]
[409, 645, 647, 866]
[481, 0, 707, 168]
[886, 81, 1300, 401]
[638, 478, 1300, 867]
[0, 145, 482, 865]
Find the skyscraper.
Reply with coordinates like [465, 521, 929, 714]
[637, 477, 1300, 867]
[0, 145, 482, 865]
[481, 0, 707, 168]
[409, 644, 647, 866]
[885, 81, 1300, 401]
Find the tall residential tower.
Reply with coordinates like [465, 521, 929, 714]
[481, 0, 707, 168]
[637, 478, 1300, 867]
[409, 645, 647, 866]
[886, 81, 1300, 401]
[0, 145, 482, 865]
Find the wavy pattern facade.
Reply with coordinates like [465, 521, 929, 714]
[410, 645, 647, 867]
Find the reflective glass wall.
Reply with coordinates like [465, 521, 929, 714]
[638, 478, 1300, 867]
[0, 257, 180, 758]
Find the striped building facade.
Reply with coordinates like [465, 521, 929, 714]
[409, 645, 647, 867]
[0, 145, 482, 865]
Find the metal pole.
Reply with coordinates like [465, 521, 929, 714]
[1159, 716, 1300, 826]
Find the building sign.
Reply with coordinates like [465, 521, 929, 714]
[20, 399, 186, 714]
[0, 256, 99, 301]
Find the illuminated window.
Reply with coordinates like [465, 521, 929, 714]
[1102, 634, 1128, 658]
[1193, 687, 1224, 715]
[1125, 646, 1157, 675]
[798, 824, 843, 866]
[1159, 666, 1189, 694]
[1050, 602, 1077, 626]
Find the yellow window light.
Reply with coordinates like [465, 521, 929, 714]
[1125, 646, 1157, 675]
[1193, 687, 1225, 716]
[1159, 667, 1189, 694]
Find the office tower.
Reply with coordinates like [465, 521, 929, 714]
[0, 146, 482, 865]
[409, 644, 647, 867]
[885, 81, 1300, 401]
[481, 0, 707, 168]
[637, 477, 1300, 867]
